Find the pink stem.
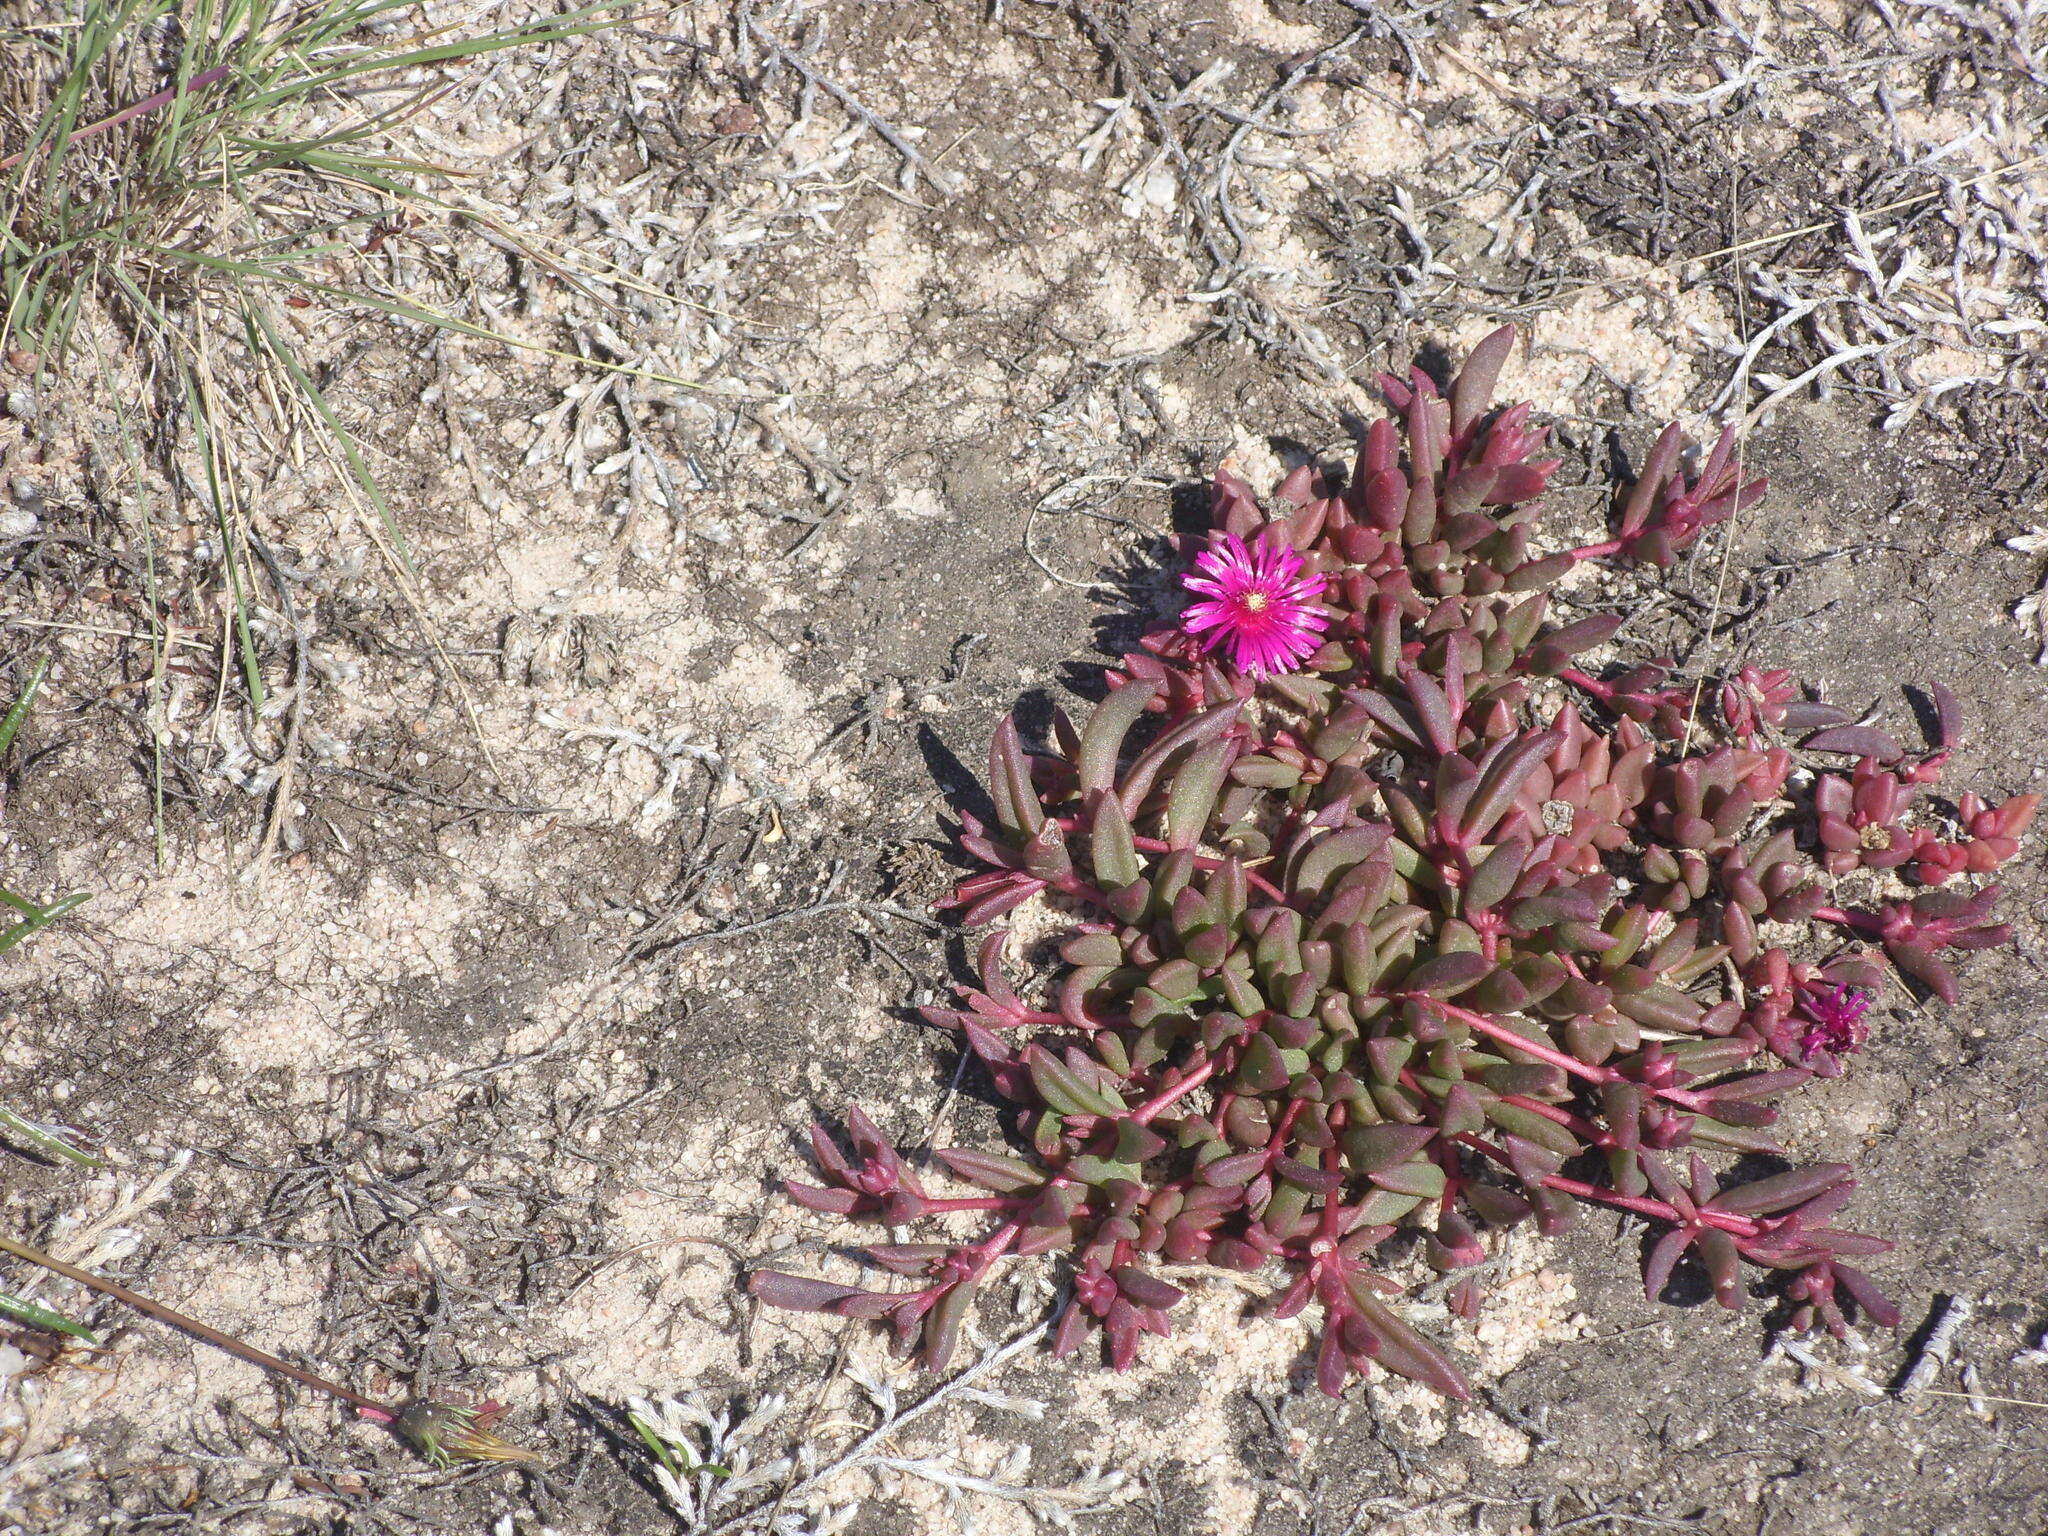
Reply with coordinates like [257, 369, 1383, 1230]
[965, 1221, 1022, 1271]
[1398, 1066, 1605, 1142]
[1271, 1096, 1307, 1145]
[1418, 998, 1726, 1118]
[1558, 667, 1615, 701]
[1050, 873, 1113, 908]
[1130, 1056, 1218, 1125]
[1813, 906, 1883, 934]
[1540, 1170, 1759, 1236]
[1451, 1136, 1762, 1237]
[1207, 1089, 1238, 1138]
[1418, 997, 1617, 1086]
[1567, 538, 1625, 562]
[0, 63, 234, 174]
[1318, 1143, 1346, 1239]
[1128, 835, 1294, 904]
[1256, 1099, 1309, 1176]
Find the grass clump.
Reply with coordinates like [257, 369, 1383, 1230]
[0, 0, 628, 785]
[1, 0, 618, 358]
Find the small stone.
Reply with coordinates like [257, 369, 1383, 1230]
[711, 102, 760, 136]
[0, 507, 37, 539]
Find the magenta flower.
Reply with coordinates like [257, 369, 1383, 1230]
[1180, 531, 1329, 677]
[1794, 983, 1872, 1070]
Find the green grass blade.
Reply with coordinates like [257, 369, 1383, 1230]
[0, 656, 49, 758]
[0, 1104, 102, 1169]
[0, 1288, 100, 1343]
[173, 361, 266, 714]
[0, 890, 89, 957]
[152, 0, 223, 176]
[242, 296, 418, 583]
[626, 1410, 684, 1475]
[232, 3, 632, 115]
[0, 656, 89, 959]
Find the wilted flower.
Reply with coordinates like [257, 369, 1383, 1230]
[395, 1400, 542, 1468]
[1795, 983, 1872, 1067]
[1180, 530, 1328, 676]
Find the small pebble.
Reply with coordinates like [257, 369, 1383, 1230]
[712, 102, 760, 135]
[0, 507, 37, 539]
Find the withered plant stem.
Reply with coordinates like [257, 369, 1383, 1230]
[0, 1231, 394, 1417]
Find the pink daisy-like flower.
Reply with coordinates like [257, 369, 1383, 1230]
[1179, 531, 1330, 677]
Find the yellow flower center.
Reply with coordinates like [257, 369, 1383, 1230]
[1241, 591, 1270, 613]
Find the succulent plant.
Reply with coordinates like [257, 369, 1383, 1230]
[749, 328, 2028, 1400]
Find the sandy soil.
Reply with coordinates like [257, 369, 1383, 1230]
[3, 2, 2047, 1533]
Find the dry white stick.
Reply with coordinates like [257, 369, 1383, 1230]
[1897, 1294, 1974, 1397]
[1740, 342, 1891, 430]
[703, 1321, 1051, 1536]
[2012, 1328, 2048, 1368]
[1774, 1336, 1886, 1398]
[1960, 1362, 1995, 1421]
[748, 26, 963, 196]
